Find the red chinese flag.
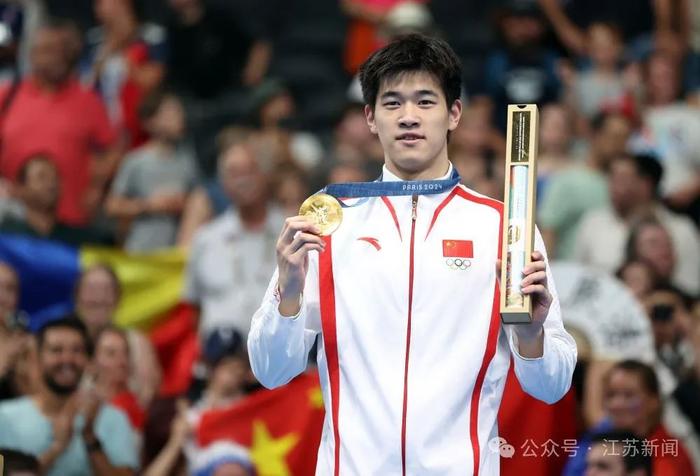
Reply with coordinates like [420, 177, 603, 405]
[197, 372, 325, 476]
[442, 239, 473, 258]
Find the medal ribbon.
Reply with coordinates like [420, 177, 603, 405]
[321, 168, 461, 207]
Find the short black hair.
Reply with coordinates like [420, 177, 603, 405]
[359, 33, 462, 110]
[589, 430, 652, 475]
[16, 154, 56, 184]
[36, 315, 93, 357]
[0, 448, 40, 474]
[605, 359, 659, 397]
[632, 154, 663, 196]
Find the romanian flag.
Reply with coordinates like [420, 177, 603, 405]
[0, 234, 197, 395]
[197, 372, 325, 476]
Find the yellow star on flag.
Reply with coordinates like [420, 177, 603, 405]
[308, 386, 324, 409]
[250, 420, 299, 476]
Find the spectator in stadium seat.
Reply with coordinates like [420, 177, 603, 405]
[481, 0, 561, 132]
[624, 217, 682, 293]
[81, 0, 167, 149]
[0, 317, 138, 476]
[106, 90, 199, 252]
[564, 360, 695, 476]
[183, 140, 283, 338]
[574, 154, 700, 296]
[636, 53, 700, 223]
[75, 263, 162, 409]
[89, 326, 145, 433]
[0, 155, 113, 246]
[539, 111, 631, 259]
[0, 19, 119, 226]
[0, 261, 36, 401]
[583, 430, 651, 476]
[165, 0, 269, 100]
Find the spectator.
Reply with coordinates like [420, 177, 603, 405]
[106, 90, 199, 252]
[574, 154, 700, 295]
[248, 79, 324, 173]
[188, 328, 250, 414]
[82, 0, 167, 149]
[270, 164, 311, 218]
[341, 0, 430, 74]
[583, 430, 652, 476]
[540, 112, 631, 259]
[165, 0, 269, 100]
[536, 102, 577, 203]
[191, 441, 254, 476]
[142, 398, 189, 476]
[564, 360, 695, 476]
[0, 155, 112, 246]
[538, 0, 670, 59]
[0, 261, 35, 400]
[176, 127, 252, 248]
[183, 140, 283, 338]
[75, 263, 162, 409]
[0, 448, 40, 476]
[331, 102, 384, 177]
[616, 259, 658, 301]
[0, 1, 23, 83]
[636, 52, 700, 221]
[624, 218, 679, 292]
[481, 0, 561, 132]
[0, 19, 119, 226]
[88, 326, 145, 433]
[562, 22, 640, 122]
[0, 317, 138, 476]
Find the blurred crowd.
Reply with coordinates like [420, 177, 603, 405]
[0, 0, 699, 475]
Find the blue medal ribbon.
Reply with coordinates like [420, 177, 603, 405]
[321, 168, 461, 207]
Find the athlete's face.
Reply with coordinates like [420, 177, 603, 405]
[365, 71, 461, 180]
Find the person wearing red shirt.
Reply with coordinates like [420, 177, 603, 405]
[0, 20, 118, 226]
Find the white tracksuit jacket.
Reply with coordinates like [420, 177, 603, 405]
[248, 165, 577, 476]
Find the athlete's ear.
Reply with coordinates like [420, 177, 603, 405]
[448, 99, 462, 132]
[365, 105, 378, 135]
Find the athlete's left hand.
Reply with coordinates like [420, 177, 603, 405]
[496, 251, 552, 340]
[519, 251, 553, 331]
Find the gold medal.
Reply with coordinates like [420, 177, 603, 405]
[299, 193, 343, 236]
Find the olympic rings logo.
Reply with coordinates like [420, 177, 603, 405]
[446, 258, 471, 270]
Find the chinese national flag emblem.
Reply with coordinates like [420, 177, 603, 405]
[442, 240, 473, 258]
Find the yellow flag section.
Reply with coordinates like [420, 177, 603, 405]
[81, 246, 187, 330]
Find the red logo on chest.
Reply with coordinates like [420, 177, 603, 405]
[357, 237, 381, 251]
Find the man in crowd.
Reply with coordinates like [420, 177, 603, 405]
[0, 318, 138, 475]
[0, 19, 118, 226]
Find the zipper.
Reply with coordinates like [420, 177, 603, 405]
[401, 194, 418, 475]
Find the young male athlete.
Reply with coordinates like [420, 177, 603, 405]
[248, 34, 576, 475]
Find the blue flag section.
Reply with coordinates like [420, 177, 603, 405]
[0, 234, 80, 330]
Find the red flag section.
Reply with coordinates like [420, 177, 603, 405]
[498, 364, 579, 476]
[149, 302, 200, 396]
[442, 239, 473, 257]
[197, 372, 325, 476]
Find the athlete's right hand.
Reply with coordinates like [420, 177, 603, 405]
[276, 216, 326, 315]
